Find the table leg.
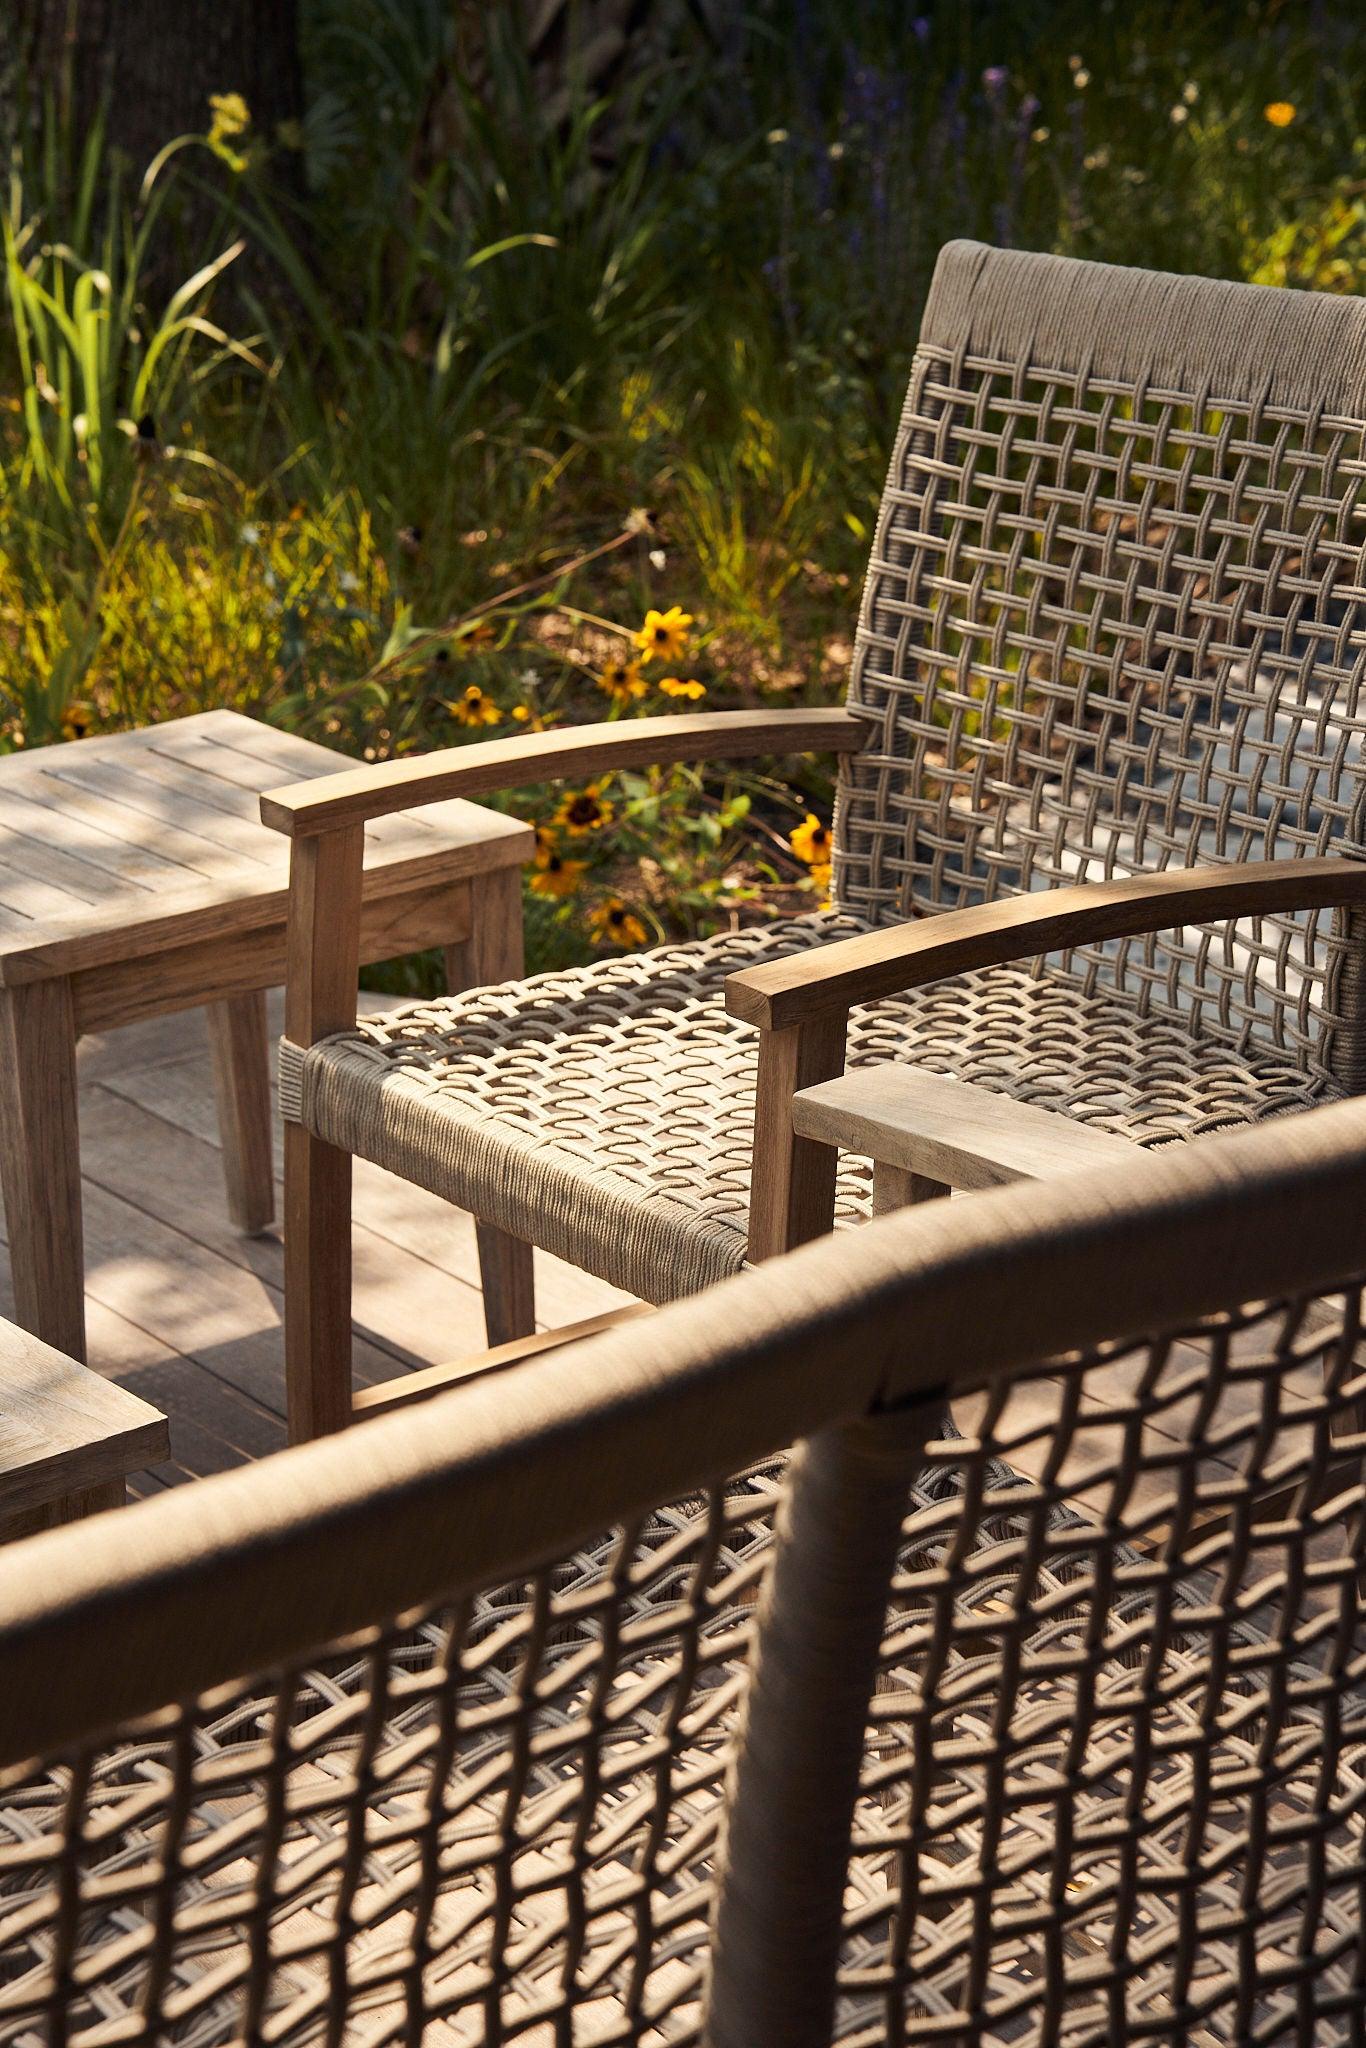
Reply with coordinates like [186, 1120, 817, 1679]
[445, 866, 536, 1345]
[207, 989, 275, 1234]
[0, 978, 86, 1362]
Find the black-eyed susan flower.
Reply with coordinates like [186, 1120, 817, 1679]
[529, 852, 588, 900]
[789, 813, 831, 866]
[659, 675, 706, 699]
[597, 655, 646, 705]
[808, 861, 832, 904]
[448, 683, 502, 727]
[61, 701, 93, 741]
[1264, 101, 1296, 126]
[555, 784, 615, 835]
[635, 605, 694, 662]
[588, 897, 649, 947]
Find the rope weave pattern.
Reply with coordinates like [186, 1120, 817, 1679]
[285, 915, 1326, 1302]
[840, 250, 1366, 1084]
[1, 1289, 1364, 2043]
[837, 1286, 1366, 2045]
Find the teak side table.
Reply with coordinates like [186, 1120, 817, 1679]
[0, 1312, 169, 1541]
[0, 710, 531, 1364]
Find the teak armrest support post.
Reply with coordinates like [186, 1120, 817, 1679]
[284, 826, 363, 1441]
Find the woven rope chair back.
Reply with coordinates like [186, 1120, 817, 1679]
[4, 1102, 1366, 2044]
[837, 241, 1366, 1089]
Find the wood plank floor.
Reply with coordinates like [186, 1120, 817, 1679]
[0, 995, 631, 1498]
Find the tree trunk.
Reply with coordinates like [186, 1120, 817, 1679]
[18, 0, 302, 180]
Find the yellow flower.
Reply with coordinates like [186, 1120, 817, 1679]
[555, 783, 615, 835]
[448, 683, 502, 727]
[208, 92, 250, 139]
[808, 861, 832, 904]
[597, 655, 647, 705]
[789, 813, 832, 866]
[659, 675, 706, 699]
[588, 897, 650, 948]
[529, 852, 588, 899]
[60, 701, 93, 742]
[634, 605, 694, 662]
[1264, 101, 1296, 127]
[533, 825, 558, 867]
[207, 92, 251, 171]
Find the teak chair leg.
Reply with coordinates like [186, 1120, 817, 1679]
[447, 864, 536, 1345]
[284, 1124, 353, 1442]
[0, 977, 86, 1362]
[746, 1015, 848, 1262]
[207, 990, 275, 1234]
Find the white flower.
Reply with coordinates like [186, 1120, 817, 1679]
[339, 570, 359, 592]
[1170, 103, 1188, 124]
[1073, 67, 1090, 89]
[1183, 80, 1200, 103]
[766, 127, 789, 145]
[239, 522, 261, 546]
[649, 548, 667, 570]
[827, 140, 845, 160]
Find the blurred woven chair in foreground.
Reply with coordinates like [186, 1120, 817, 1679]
[4, 1101, 1366, 2044]
[263, 239, 1366, 1439]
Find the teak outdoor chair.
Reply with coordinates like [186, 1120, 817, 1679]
[4, 1100, 1366, 2044]
[263, 240, 1366, 1438]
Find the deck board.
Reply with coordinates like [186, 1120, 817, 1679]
[0, 996, 631, 1496]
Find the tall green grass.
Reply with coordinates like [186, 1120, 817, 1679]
[2, 0, 1365, 967]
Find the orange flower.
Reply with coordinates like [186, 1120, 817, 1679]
[789, 813, 831, 866]
[597, 655, 647, 705]
[1264, 101, 1296, 127]
[659, 675, 706, 699]
[588, 897, 650, 947]
[634, 605, 694, 662]
[554, 784, 615, 835]
[529, 852, 588, 899]
[447, 683, 501, 726]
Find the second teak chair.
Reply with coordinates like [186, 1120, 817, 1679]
[264, 238, 1366, 1438]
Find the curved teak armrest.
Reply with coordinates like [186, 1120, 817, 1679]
[727, 858, 1366, 1030]
[260, 708, 868, 837]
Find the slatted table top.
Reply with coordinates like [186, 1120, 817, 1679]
[0, 710, 531, 984]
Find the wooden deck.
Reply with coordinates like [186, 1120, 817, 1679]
[0, 995, 630, 1499]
